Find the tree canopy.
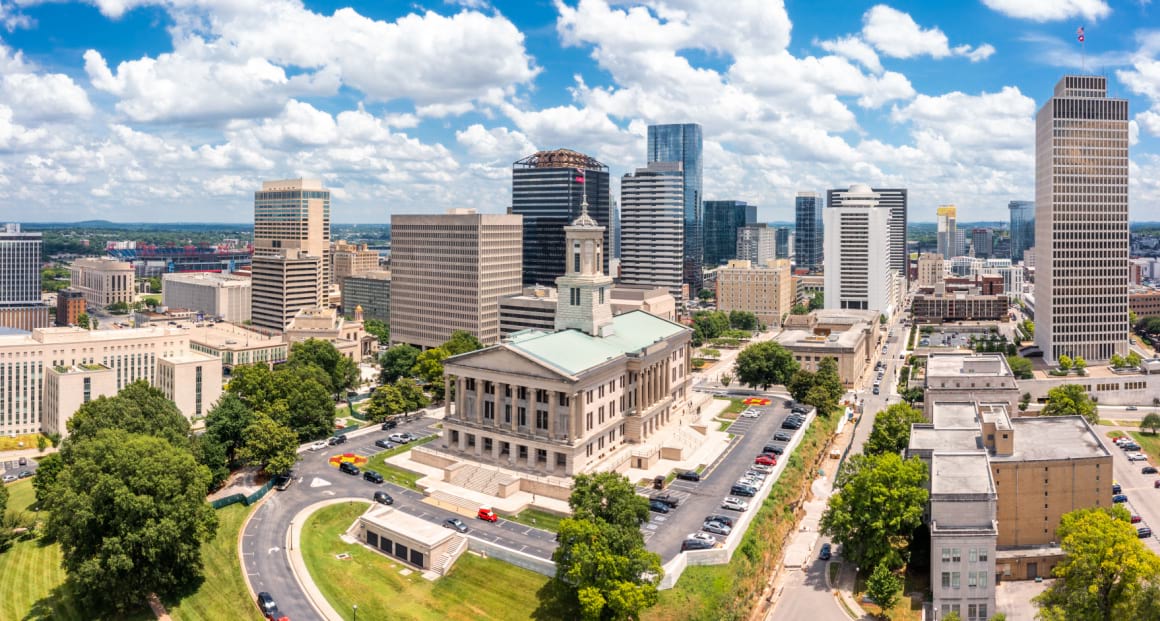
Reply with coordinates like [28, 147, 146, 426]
[1006, 355, 1034, 379]
[379, 344, 420, 384]
[864, 403, 926, 457]
[443, 330, 485, 356]
[44, 430, 218, 612]
[363, 318, 389, 343]
[237, 412, 299, 475]
[1143, 413, 1160, 436]
[287, 338, 359, 398]
[66, 380, 191, 450]
[1042, 384, 1098, 425]
[227, 363, 334, 441]
[733, 341, 799, 390]
[821, 452, 928, 570]
[413, 347, 451, 399]
[866, 563, 903, 612]
[204, 393, 254, 464]
[727, 310, 760, 331]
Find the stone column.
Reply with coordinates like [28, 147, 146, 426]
[456, 377, 466, 420]
[635, 370, 644, 415]
[493, 380, 503, 427]
[548, 390, 556, 440]
[444, 374, 452, 417]
[571, 392, 583, 442]
[511, 386, 520, 432]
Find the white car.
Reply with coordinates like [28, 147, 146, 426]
[751, 464, 774, 474]
[741, 410, 761, 418]
[1129, 453, 1149, 462]
[1, 474, 16, 484]
[308, 440, 329, 452]
[688, 531, 717, 543]
[722, 497, 749, 511]
[743, 470, 767, 481]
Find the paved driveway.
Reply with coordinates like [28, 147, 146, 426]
[1097, 424, 1160, 555]
[770, 555, 855, 621]
[995, 578, 1049, 621]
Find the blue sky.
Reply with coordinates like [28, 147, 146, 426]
[0, 0, 1158, 223]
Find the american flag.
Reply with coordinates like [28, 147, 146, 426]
[1077, 26, 1084, 43]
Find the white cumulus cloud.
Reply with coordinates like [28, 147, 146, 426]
[981, 0, 1111, 22]
[862, 5, 994, 61]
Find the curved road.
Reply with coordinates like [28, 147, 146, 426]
[240, 417, 558, 621]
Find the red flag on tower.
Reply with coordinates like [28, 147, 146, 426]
[1077, 26, 1085, 43]
[575, 169, 585, 183]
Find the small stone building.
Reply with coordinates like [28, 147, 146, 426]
[358, 505, 466, 576]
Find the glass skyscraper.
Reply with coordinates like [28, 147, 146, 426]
[648, 123, 703, 291]
[703, 200, 756, 267]
[1008, 200, 1034, 262]
[794, 192, 823, 272]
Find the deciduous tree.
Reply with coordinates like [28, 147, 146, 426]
[1006, 355, 1033, 379]
[204, 393, 253, 463]
[1058, 355, 1073, 371]
[363, 318, 389, 343]
[1042, 384, 1098, 425]
[379, 344, 420, 384]
[443, 330, 485, 356]
[288, 338, 359, 398]
[866, 563, 903, 612]
[66, 380, 190, 450]
[32, 452, 64, 508]
[865, 403, 926, 457]
[1142, 413, 1160, 436]
[788, 369, 816, 403]
[733, 341, 799, 390]
[237, 413, 298, 476]
[412, 347, 450, 400]
[365, 384, 406, 422]
[393, 377, 430, 413]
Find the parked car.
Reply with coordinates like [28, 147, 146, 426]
[1154, 479, 1160, 489]
[751, 463, 774, 474]
[1, 475, 15, 484]
[309, 440, 328, 451]
[339, 462, 361, 476]
[444, 517, 469, 533]
[327, 435, 347, 446]
[1128, 406, 1140, 411]
[1144, 466, 1158, 475]
[1130, 453, 1149, 462]
[1132, 515, 1143, 524]
[741, 409, 761, 418]
[649, 499, 671, 513]
[381, 419, 398, 430]
[676, 470, 702, 482]
[730, 483, 757, 497]
[702, 521, 732, 536]
[681, 537, 716, 551]
[17, 457, 27, 466]
[762, 445, 784, 455]
[363, 470, 384, 484]
[819, 542, 832, 560]
[374, 439, 396, 450]
[744, 470, 767, 481]
[872, 386, 880, 395]
[373, 491, 394, 505]
[16, 470, 32, 479]
[257, 592, 278, 618]
[388, 433, 410, 443]
[273, 472, 294, 491]
[1113, 494, 1129, 503]
[721, 497, 749, 512]
[773, 432, 792, 442]
[687, 531, 717, 544]
[401, 432, 420, 442]
[477, 507, 498, 522]
[704, 514, 735, 527]
[754, 455, 776, 466]
[1122, 443, 1142, 451]
[1140, 527, 1153, 539]
[652, 493, 680, 508]
[1113, 483, 1123, 494]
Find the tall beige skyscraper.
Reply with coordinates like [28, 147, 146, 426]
[251, 179, 331, 331]
[1034, 75, 1129, 363]
[389, 209, 523, 348]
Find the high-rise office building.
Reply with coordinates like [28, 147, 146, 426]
[0, 223, 50, 331]
[330, 240, 380, 284]
[823, 184, 899, 317]
[1035, 75, 1129, 363]
[991, 236, 1012, 260]
[702, 200, 756, 267]
[794, 192, 824, 272]
[619, 162, 685, 300]
[736, 225, 776, 264]
[775, 227, 791, 260]
[972, 228, 994, 259]
[390, 209, 523, 348]
[611, 200, 621, 259]
[648, 123, 703, 290]
[512, 149, 610, 287]
[1008, 200, 1034, 262]
[342, 270, 391, 324]
[937, 206, 957, 259]
[251, 179, 330, 331]
[829, 188, 907, 281]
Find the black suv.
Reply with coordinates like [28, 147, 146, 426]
[773, 432, 792, 442]
[704, 514, 735, 528]
[681, 537, 715, 551]
[730, 483, 757, 497]
[373, 491, 394, 505]
[381, 419, 398, 430]
[257, 592, 278, 618]
[339, 461, 361, 476]
[327, 434, 348, 446]
[762, 444, 784, 455]
[676, 470, 702, 482]
[363, 470, 384, 484]
[273, 471, 294, 491]
[652, 493, 679, 508]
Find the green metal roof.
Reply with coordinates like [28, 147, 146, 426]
[507, 311, 688, 375]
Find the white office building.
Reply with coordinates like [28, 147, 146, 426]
[823, 184, 899, 318]
[619, 162, 685, 300]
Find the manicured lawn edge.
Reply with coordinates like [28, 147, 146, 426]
[501, 507, 568, 533]
[363, 435, 437, 491]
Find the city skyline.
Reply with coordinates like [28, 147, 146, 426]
[2, 1, 1160, 223]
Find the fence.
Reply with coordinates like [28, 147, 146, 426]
[210, 478, 275, 510]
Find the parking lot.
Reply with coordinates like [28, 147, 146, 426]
[1, 455, 38, 482]
[918, 328, 976, 349]
[641, 396, 802, 559]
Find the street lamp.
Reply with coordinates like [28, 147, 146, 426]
[353, 604, 358, 621]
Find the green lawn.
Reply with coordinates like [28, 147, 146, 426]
[0, 479, 260, 621]
[853, 566, 925, 621]
[363, 435, 437, 491]
[500, 507, 568, 533]
[302, 501, 549, 621]
[716, 397, 746, 418]
[1129, 431, 1160, 465]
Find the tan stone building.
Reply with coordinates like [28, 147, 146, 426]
[794, 273, 824, 305]
[390, 209, 523, 349]
[440, 209, 693, 476]
[715, 259, 795, 327]
[922, 354, 1020, 417]
[162, 272, 252, 323]
[358, 505, 466, 576]
[285, 307, 374, 360]
[69, 257, 135, 308]
[1131, 288, 1160, 319]
[188, 321, 289, 370]
[251, 179, 331, 331]
[330, 240, 381, 284]
[775, 309, 879, 385]
[917, 252, 946, 290]
[608, 285, 676, 321]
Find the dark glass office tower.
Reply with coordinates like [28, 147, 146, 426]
[512, 149, 610, 286]
[827, 187, 907, 280]
[703, 200, 755, 267]
[648, 123, 703, 291]
[794, 192, 823, 272]
[775, 227, 791, 259]
[1008, 200, 1034, 262]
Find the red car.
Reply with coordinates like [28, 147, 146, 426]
[477, 507, 498, 522]
[755, 455, 777, 466]
[1133, 515, 1143, 524]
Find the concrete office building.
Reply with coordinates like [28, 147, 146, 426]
[69, 257, 135, 308]
[1008, 200, 1034, 262]
[188, 322, 289, 371]
[775, 227, 792, 260]
[648, 123, 703, 291]
[702, 200, 756, 267]
[918, 253, 946, 290]
[619, 162, 685, 300]
[439, 209, 693, 476]
[736, 225, 776, 265]
[390, 209, 523, 349]
[285, 306, 374, 360]
[330, 240, 380, 284]
[921, 354, 1021, 417]
[823, 184, 899, 318]
[0, 223, 49, 331]
[971, 228, 993, 259]
[1, 325, 222, 436]
[1131, 289, 1160, 319]
[829, 187, 907, 282]
[991, 236, 1012, 260]
[162, 272, 252, 323]
[499, 287, 559, 336]
[251, 179, 331, 331]
[1034, 75, 1129, 363]
[794, 192, 824, 272]
[926, 452, 998, 621]
[715, 259, 794, 327]
[776, 309, 880, 385]
[342, 270, 391, 323]
[512, 149, 610, 287]
[937, 206, 957, 259]
[911, 294, 1008, 323]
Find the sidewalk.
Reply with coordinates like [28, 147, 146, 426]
[286, 498, 364, 621]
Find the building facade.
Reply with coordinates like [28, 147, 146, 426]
[162, 272, 252, 323]
[342, 271, 391, 324]
[1008, 200, 1034, 262]
[829, 188, 907, 282]
[775, 227, 792, 260]
[776, 309, 879, 385]
[1131, 289, 1160, 319]
[0, 224, 42, 327]
[250, 251, 320, 332]
[937, 206, 958, 259]
[823, 184, 899, 317]
[715, 259, 794, 327]
[702, 200, 755, 267]
[330, 240, 380, 285]
[390, 210, 523, 349]
[69, 257, 135, 308]
[648, 123, 703, 291]
[912, 294, 1008, 323]
[971, 228, 993, 259]
[512, 149, 610, 287]
[56, 289, 86, 326]
[736, 224, 776, 265]
[927, 452, 998, 621]
[918, 253, 946, 290]
[251, 179, 331, 331]
[619, 162, 685, 300]
[794, 192, 824, 272]
[188, 322, 288, 371]
[1034, 76, 1129, 363]
[499, 287, 559, 336]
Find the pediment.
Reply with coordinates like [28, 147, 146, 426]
[445, 346, 576, 383]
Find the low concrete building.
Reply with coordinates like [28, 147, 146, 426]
[162, 272, 252, 323]
[330, 240, 381, 285]
[358, 505, 466, 577]
[342, 270, 390, 324]
[918, 253, 946, 290]
[284, 306, 375, 360]
[1131, 288, 1160, 319]
[608, 285, 676, 321]
[922, 354, 1020, 417]
[69, 257, 135, 308]
[775, 309, 880, 385]
[499, 286, 558, 336]
[794, 274, 824, 305]
[188, 322, 289, 370]
[43, 363, 118, 437]
[912, 293, 1008, 323]
[715, 259, 795, 327]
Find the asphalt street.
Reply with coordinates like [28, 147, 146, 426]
[241, 416, 557, 621]
[1097, 424, 1160, 556]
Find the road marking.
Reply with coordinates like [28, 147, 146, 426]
[309, 477, 332, 488]
[268, 547, 280, 554]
